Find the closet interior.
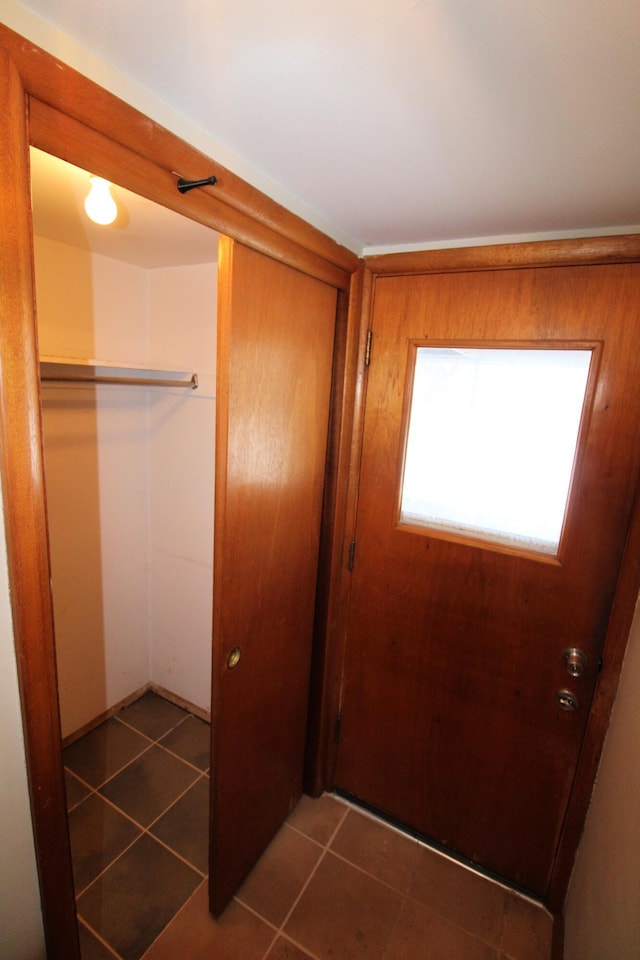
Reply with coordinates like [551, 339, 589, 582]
[31, 144, 218, 748]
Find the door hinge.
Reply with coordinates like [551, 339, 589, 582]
[364, 329, 373, 367]
[348, 539, 356, 571]
[334, 713, 342, 743]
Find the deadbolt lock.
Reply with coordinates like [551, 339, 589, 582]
[556, 689, 579, 712]
[563, 648, 587, 678]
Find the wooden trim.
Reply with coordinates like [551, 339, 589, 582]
[61, 683, 211, 748]
[546, 474, 640, 914]
[29, 98, 352, 290]
[365, 234, 640, 276]
[306, 269, 365, 794]
[0, 25, 359, 958]
[0, 49, 80, 960]
[348, 241, 640, 921]
[314, 267, 375, 789]
[0, 23, 358, 280]
[551, 913, 565, 960]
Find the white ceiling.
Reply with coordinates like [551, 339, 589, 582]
[14, 0, 640, 254]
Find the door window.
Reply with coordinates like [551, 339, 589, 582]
[400, 345, 593, 555]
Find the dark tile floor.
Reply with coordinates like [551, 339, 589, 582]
[65, 691, 552, 960]
[64, 691, 211, 960]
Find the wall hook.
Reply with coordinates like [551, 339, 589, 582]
[176, 174, 218, 194]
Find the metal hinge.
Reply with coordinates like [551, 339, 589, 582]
[364, 329, 373, 367]
[348, 539, 356, 571]
[334, 714, 342, 743]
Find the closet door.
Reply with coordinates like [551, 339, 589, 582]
[210, 238, 337, 913]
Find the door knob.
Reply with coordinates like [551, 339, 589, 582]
[563, 648, 587, 678]
[227, 646, 241, 669]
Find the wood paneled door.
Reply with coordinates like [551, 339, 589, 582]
[335, 263, 640, 897]
[210, 238, 338, 912]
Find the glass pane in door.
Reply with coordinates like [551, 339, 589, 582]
[400, 346, 592, 554]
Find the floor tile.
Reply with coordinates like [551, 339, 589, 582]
[382, 899, 499, 960]
[64, 719, 151, 788]
[99, 744, 199, 827]
[77, 833, 201, 960]
[150, 775, 210, 874]
[66, 768, 92, 811]
[265, 937, 316, 960]
[141, 881, 275, 960]
[284, 850, 403, 959]
[118, 691, 186, 740]
[68, 793, 141, 893]
[331, 808, 423, 895]
[159, 714, 210, 770]
[407, 846, 507, 947]
[286, 793, 348, 846]
[235, 822, 323, 926]
[78, 920, 120, 959]
[500, 892, 552, 960]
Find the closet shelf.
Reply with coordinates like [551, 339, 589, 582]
[39, 356, 198, 390]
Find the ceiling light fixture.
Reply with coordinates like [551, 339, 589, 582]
[84, 176, 117, 225]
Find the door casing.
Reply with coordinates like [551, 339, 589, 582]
[2, 21, 640, 960]
[0, 24, 358, 960]
[320, 247, 640, 943]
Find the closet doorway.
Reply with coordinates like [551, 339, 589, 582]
[31, 147, 219, 955]
[32, 148, 218, 737]
[27, 145, 341, 956]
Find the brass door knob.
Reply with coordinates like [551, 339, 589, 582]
[227, 646, 241, 669]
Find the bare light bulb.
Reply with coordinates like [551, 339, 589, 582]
[84, 176, 117, 225]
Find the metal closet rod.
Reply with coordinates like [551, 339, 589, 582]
[40, 371, 199, 389]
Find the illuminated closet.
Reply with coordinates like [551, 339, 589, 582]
[32, 148, 218, 742]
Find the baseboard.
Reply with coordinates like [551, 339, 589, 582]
[149, 683, 211, 723]
[62, 683, 152, 747]
[62, 682, 211, 747]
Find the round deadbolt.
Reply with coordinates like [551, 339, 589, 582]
[227, 646, 242, 669]
[556, 689, 579, 712]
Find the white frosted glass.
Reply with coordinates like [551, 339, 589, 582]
[400, 347, 592, 553]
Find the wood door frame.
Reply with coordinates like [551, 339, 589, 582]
[0, 24, 359, 960]
[318, 237, 640, 950]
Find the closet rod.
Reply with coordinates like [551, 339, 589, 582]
[40, 372, 199, 389]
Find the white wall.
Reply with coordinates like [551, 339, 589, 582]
[34, 236, 216, 738]
[147, 263, 216, 708]
[564, 595, 640, 959]
[0, 501, 46, 959]
[36, 236, 151, 737]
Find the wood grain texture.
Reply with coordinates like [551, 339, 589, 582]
[547, 472, 640, 914]
[335, 263, 640, 897]
[365, 234, 640, 276]
[29, 98, 351, 291]
[0, 49, 80, 960]
[0, 23, 358, 279]
[305, 267, 368, 795]
[210, 239, 338, 912]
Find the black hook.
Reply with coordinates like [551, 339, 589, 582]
[176, 175, 218, 194]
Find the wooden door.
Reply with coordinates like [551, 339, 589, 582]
[335, 263, 640, 897]
[210, 238, 338, 912]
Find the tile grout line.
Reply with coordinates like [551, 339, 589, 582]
[77, 915, 124, 960]
[67, 698, 211, 957]
[73, 770, 208, 901]
[255, 803, 352, 960]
